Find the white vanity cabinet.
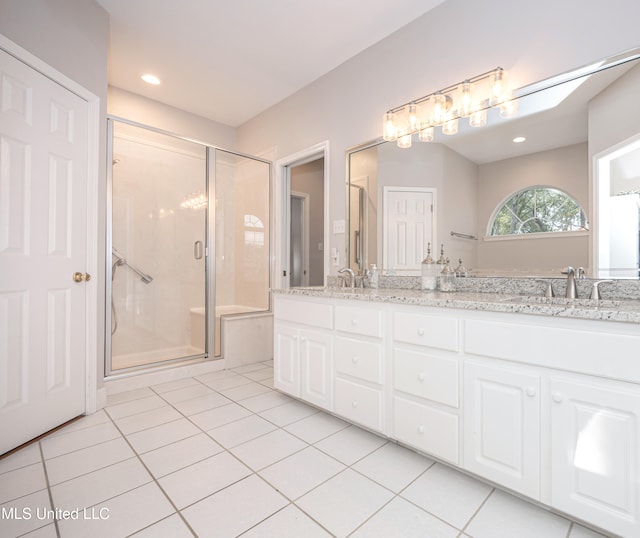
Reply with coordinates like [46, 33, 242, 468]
[333, 304, 386, 433]
[273, 292, 640, 537]
[273, 298, 334, 410]
[463, 360, 541, 499]
[549, 376, 640, 538]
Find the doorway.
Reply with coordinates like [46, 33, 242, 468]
[275, 143, 330, 289]
[289, 159, 324, 287]
[290, 192, 310, 286]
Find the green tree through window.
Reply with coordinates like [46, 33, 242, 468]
[491, 187, 588, 236]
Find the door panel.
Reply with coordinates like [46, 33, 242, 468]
[383, 188, 434, 270]
[551, 378, 640, 537]
[0, 48, 88, 454]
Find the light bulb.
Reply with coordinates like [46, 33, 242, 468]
[442, 118, 458, 135]
[469, 108, 487, 128]
[500, 95, 518, 117]
[459, 81, 473, 117]
[432, 93, 447, 125]
[408, 102, 418, 131]
[397, 129, 412, 149]
[491, 68, 507, 105]
[419, 124, 434, 142]
[383, 112, 397, 141]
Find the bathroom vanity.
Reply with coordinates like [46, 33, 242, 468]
[273, 287, 640, 537]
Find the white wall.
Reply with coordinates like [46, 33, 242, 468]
[0, 0, 110, 383]
[236, 0, 640, 275]
[108, 87, 237, 149]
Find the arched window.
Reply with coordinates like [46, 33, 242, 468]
[244, 214, 265, 246]
[489, 187, 588, 236]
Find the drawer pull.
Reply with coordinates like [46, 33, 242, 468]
[526, 387, 536, 397]
[417, 328, 425, 336]
[417, 425, 425, 434]
[552, 392, 564, 403]
[417, 372, 425, 382]
[352, 400, 359, 408]
[352, 356, 359, 364]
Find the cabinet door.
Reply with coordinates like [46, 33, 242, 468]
[464, 361, 540, 499]
[300, 329, 333, 410]
[273, 323, 300, 397]
[550, 378, 640, 538]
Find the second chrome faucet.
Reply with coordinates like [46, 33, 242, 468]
[561, 266, 585, 298]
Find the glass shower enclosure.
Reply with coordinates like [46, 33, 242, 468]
[106, 119, 270, 374]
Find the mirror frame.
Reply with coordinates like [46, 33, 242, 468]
[346, 46, 640, 279]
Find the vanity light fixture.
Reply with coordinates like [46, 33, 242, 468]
[382, 67, 516, 148]
[141, 73, 161, 85]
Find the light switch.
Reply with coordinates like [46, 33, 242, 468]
[333, 219, 345, 234]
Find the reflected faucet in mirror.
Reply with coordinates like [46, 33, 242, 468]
[338, 267, 355, 288]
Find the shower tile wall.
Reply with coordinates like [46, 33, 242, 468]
[215, 152, 270, 312]
[112, 127, 207, 366]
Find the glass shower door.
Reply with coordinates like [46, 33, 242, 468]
[108, 120, 208, 372]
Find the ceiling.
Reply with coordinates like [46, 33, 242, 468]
[96, 0, 446, 127]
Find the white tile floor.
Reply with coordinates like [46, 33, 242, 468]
[0, 361, 612, 538]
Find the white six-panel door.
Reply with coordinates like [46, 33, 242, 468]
[383, 187, 435, 271]
[0, 48, 89, 454]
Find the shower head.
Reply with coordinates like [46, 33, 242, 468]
[140, 274, 153, 284]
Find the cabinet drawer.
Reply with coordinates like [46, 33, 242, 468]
[274, 298, 333, 329]
[334, 378, 384, 433]
[335, 305, 384, 338]
[394, 349, 458, 408]
[464, 319, 640, 382]
[393, 396, 459, 464]
[394, 311, 458, 351]
[335, 336, 383, 384]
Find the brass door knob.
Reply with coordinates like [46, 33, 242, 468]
[73, 272, 91, 282]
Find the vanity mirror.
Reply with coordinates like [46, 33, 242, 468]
[347, 48, 640, 279]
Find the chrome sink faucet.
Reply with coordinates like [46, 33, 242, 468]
[338, 267, 355, 288]
[561, 266, 585, 298]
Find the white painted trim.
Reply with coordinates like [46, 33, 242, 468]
[274, 141, 330, 289]
[591, 133, 640, 277]
[0, 34, 100, 415]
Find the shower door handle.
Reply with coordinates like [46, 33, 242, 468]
[194, 241, 204, 260]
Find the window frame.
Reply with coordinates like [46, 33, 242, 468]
[486, 185, 589, 241]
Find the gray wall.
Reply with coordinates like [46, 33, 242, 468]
[291, 159, 325, 286]
[236, 0, 640, 275]
[476, 143, 589, 271]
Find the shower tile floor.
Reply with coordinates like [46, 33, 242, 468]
[0, 361, 609, 538]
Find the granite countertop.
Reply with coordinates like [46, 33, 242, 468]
[272, 286, 640, 324]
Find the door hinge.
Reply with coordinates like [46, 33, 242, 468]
[283, 270, 287, 277]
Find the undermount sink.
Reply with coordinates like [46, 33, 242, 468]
[503, 296, 623, 308]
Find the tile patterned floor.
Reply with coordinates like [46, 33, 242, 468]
[0, 361, 612, 538]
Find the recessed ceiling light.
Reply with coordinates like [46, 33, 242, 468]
[513, 136, 526, 143]
[141, 74, 161, 85]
